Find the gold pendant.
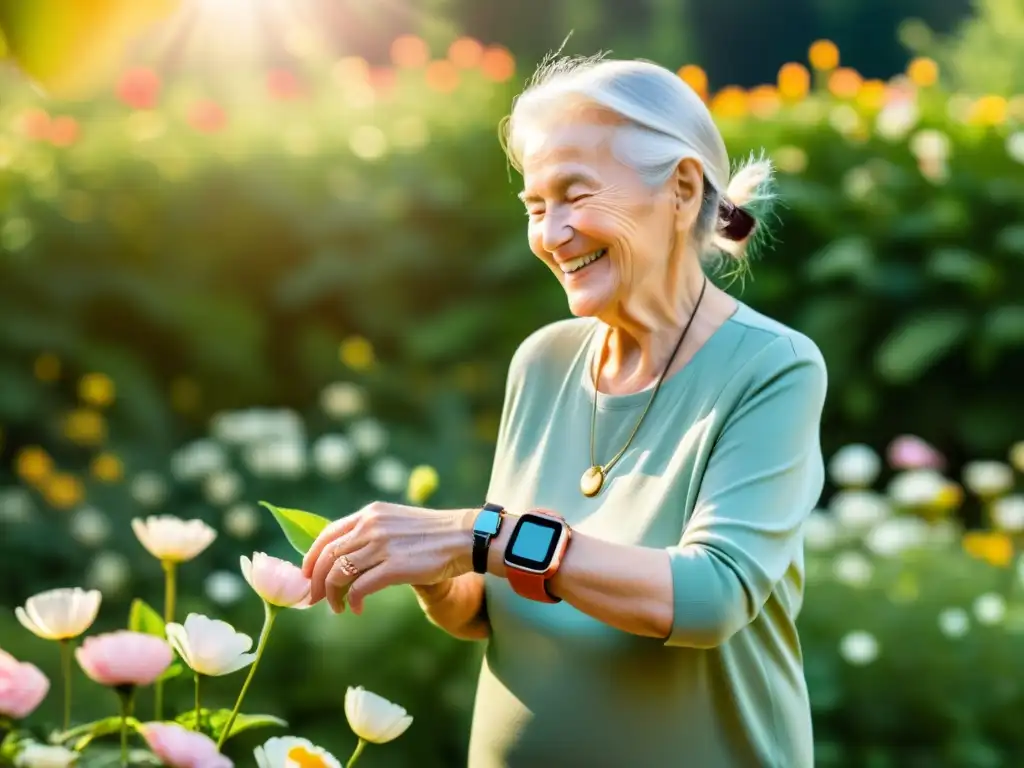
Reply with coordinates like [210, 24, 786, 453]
[580, 465, 605, 497]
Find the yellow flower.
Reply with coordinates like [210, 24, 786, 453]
[16, 446, 53, 485]
[963, 531, 1013, 568]
[1010, 441, 1024, 473]
[340, 336, 375, 371]
[78, 373, 115, 408]
[856, 79, 887, 111]
[91, 453, 123, 482]
[44, 474, 84, 509]
[33, 354, 61, 382]
[16, 587, 102, 640]
[808, 40, 839, 71]
[63, 409, 106, 446]
[969, 95, 1008, 126]
[906, 57, 938, 88]
[406, 465, 439, 505]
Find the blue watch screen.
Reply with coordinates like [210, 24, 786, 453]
[514, 524, 556, 561]
[506, 516, 563, 570]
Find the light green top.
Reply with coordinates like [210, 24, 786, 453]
[468, 301, 828, 768]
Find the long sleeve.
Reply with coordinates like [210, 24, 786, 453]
[664, 336, 828, 649]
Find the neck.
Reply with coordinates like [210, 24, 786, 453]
[595, 263, 725, 392]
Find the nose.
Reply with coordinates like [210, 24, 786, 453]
[539, 211, 574, 254]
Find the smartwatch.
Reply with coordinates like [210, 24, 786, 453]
[503, 509, 572, 603]
[471, 503, 505, 574]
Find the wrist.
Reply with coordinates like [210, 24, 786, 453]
[486, 512, 516, 578]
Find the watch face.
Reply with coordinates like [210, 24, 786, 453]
[474, 508, 502, 536]
[506, 515, 563, 572]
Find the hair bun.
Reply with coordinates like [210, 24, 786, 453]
[717, 199, 756, 242]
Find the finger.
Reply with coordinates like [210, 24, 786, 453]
[309, 531, 359, 605]
[303, 515, 360, 576]
[347, 565, 404, 615]
[325, 550, 372, 614]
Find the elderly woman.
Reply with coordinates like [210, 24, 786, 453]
[303, 55, 827, 768]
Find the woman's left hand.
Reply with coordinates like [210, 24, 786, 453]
[301, 502, 476, 614]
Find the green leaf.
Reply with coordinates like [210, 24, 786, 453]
[259, 500, 330, 554]
[53, 716, 142, 751]
[874, 311, 972, 384]
[128, 598, 166, 637]
[157, 662, 185, 683]
[177, 708, 287, 741]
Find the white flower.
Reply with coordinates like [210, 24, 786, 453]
[243, 440, 307, 479]
[312, 435, 358, 478]
[254, 737, 340, 768]
[344, 686, 413, 744]
[938, 607, 969, 639]
[829, 490, 890, 530]
[841, 167, 874, 201]
[962, 461, 1014, 497]
[203, 471, 242, 506]
[0, 487, 35, 523]
[887, 469, 947, 508]
[69, 507, 110, 547]
[15, 743, 77, 767]
[211, 409, 304, 445]
[368, 457, 408, 495]
[349, 419, 387, 455]
[15, 587, 101, 641]
[204, 571, 246, 606]
[838, 631, 879, 666]
[85, 553, 131, 596]
[320, 382, 366, 419]
[240, 553, 311, 609]
[170, 439, 227, 482]
[864, 517, 930, 557]
[166, 613, 256, 676]
[832, 551, 873, 587]
[828, 444, 881, 488]
[130, 472, 167, 507]
[1009, 441, 1024, 473]
[991, 495, 1024, 532]
[1007, 132, 1024, 165]
[803, 510, 838, 551]
[876, 101, 919, 140]
[973, 593, 1006, 626]
[909, 129, 951, 164]
[132, 515, 216, 563]
[224, 504, 260, 539]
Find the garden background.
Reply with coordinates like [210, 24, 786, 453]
[2, 0, 1024, 765]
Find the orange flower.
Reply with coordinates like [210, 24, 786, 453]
[710, 87, 747, 119]
[678, 65, 708, 99]
[747, 85, 781, 118]
[828, 68, 862, 99]
[425, 60, 460, 93]
[777, 63, 810, 101]
[480, 46, 515, 82]
[809, 40, 839, 71]
[448, 37, 483, 68]
[390, 35, 429, 69]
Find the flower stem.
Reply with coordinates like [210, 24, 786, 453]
[216, 601, 278, 750]
[117, 687, 135, 768]
[59, 638, 73, 731]
[345, 739, 367, 768]
[194, 672, 202, 731]
[155, 560, 177, 721]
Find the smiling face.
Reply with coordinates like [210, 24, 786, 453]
[518, 107, 703, 322]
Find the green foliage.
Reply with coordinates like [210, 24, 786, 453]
[173, 709, 287, 742]
[901, 0, 1024, 95]
[259, 501, 330, 555]
[127, 599, 165, 637]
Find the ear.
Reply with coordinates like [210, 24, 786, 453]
[673, 157, 704, 231]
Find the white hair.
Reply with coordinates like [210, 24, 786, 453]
[500, 53, 777, 275]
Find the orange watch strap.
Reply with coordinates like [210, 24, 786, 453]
[507, 565, 560, 604]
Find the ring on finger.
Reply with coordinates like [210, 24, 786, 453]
[335, 554, 360, 577]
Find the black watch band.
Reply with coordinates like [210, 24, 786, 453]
[472, 502, 505, 574]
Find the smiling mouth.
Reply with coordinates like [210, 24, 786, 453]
[561, 249, 607, 274]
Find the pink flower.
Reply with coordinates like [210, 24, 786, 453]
[140, 723, 233, 768]
[240, 553, 311, 608]
[887, 435, 945, 471]
[0, 649, 49, 718]
[76, 631, 173, 687]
